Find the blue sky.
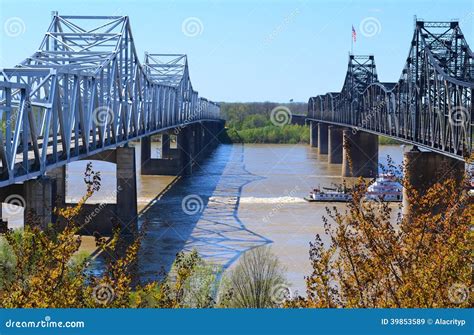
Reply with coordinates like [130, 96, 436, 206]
[0, 0, 472, 102]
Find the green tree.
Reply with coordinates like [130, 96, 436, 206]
[219, 246, 289, 308]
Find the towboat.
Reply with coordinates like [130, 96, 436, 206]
[304, 186, 352, 202]
[365, 173, 402, 202]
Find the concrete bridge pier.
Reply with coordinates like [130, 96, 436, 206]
[141, 125, 202, 176]
[318, 123, 328, 155]
[14, 165, 65, 229]
[116, 146, 138, 235]
[0, 165, 65, 230]
[161, 133, 172, 158]
[203, 122, 218, 151]
[328, 126, 343, 164]
[310, 121, 318, 148]
[24, 178, 54, 228]
[46, 166, 66, 210]
[342, 130, 378, 177]
[196, 124, 208, 160]
[200, 121, 223, 155]
[74, 146, 139, 236]
[402, 147, 465, 217]
[177, 125, 196, 176]
[141, 131, 182, 175]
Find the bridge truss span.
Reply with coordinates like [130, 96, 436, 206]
[0, 13, 221, 187]
[308, 20, 473, 160]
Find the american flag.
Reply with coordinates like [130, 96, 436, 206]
[352, 25, 357, 42]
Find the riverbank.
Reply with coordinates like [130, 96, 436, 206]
[226, 125, 309, 144]
[224, 126, 401, 145]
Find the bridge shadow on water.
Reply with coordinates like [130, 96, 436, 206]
[138, 144, 272, 284]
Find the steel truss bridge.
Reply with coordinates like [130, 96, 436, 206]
[307, 21, 473, 161]
[0, 13, 221, 187]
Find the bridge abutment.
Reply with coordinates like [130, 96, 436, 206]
[402, 147, 465, 217]
[318, 123, 328, 155]
[328, 126, 343, 164]
[342, 130, 378, 177]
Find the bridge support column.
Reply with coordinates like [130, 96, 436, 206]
[177, 126, 196, 176]
[310, 121, 318, 148]
[328, 126, 343, 164]
[141, 132, 180, 176]
[141, 135, 151, 163]
[402, 147, 465, 217]
[24, 177, 54, 228]
[342, 130, 378, 177]
[199, 122, 217, 158]
[46, 166, 66, 210]
[161, 133, 172, 158]
[116, 146, 138, 235]
[195, 123, 209, 162]
[318, 123, 328, 155]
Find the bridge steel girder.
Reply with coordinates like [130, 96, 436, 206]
[307, 21, 473, 161]
[0, 13, 221, 188]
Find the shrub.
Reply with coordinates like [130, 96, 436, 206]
[286, 163, 472, 308]
[219, 246, 289, 308]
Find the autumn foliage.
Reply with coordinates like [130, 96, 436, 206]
[287, 160, 472, 308]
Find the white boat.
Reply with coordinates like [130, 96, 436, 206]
[304, 186, 352, 202]
[365, 174, 402, 202]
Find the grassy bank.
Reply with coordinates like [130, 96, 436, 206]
[220, 102, 309, 144]
[226, 124, 309, 144]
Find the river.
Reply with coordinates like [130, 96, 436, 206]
[66, 143, 404, 294]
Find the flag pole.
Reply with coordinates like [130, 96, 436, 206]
[351, 24, 354, 55]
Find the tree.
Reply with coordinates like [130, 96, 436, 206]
[130, 250, 222, 308]
[0, 163, 220, 308]
[287, 162, 472, 308]
[219, 246, 289, 308]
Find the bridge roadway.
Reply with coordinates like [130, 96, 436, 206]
[0, 13, 224, 232]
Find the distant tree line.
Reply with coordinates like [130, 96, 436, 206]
[220, 102, 309, 144]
